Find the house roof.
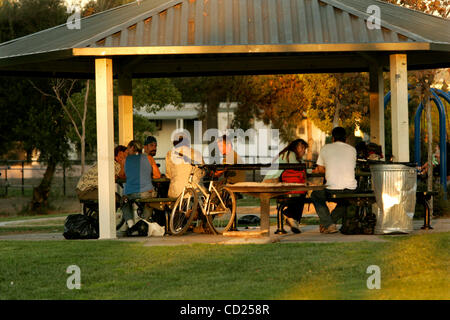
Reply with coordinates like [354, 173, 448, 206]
[135, 102, 238, 119]
[0, 0, 449, 78]
[135, 104, 199, 119]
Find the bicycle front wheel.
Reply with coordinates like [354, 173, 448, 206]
[169, 188, 198, 235]
[205, 186, 236, 235]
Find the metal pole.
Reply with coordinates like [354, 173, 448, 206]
[5, 160, 8, 196]
[21, 161, 24, 195]
[425, 97, 434, 221]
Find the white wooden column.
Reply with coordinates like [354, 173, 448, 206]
[118, 72, 133, 146]
[389, 54, 409, 162]
[369, 65, 385, 157]
[95, 58, 116, 239]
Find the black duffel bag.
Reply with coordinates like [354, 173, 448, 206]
[63, 214, 99, 239]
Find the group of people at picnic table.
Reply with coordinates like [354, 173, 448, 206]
[75, 126, 384, 236]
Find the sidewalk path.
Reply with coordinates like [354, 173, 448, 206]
[0, 211, 448, 244]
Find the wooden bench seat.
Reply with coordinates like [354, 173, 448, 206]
[135, 197, 177, 211]
[274, 189, 436, 234]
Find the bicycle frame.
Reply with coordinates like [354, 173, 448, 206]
[178, 165, 230, 218]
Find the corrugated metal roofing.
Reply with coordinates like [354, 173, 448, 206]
[1, 0, 449, 58]
[0, 0, 448, 76]
[90, 0, 419, 48]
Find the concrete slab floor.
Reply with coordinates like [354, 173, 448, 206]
[0, 218, 448, 245]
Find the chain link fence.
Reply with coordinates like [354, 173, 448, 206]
[0, 156, 274, 198]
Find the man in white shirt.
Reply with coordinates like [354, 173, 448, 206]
[165, 133, 204, 199]
[311, 127, 357, 234]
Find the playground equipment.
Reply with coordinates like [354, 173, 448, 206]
[384, 86, 448, 195]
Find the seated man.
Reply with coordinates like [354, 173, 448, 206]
[143, 135, 162, 179]
[122, 140, 157, 233]
[311, 127, 357, 234]
[214, 135, 246, 185]
[165, 132, 204, 199]
[76, 145, 127, 202]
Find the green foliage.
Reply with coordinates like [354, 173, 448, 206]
[26, 95, 70, 164]
[132, 78, 182, 112]
[0, 0, 70, 161]
[63, 78, 177, 157]
[0, 0, 67, 42]
[231, 73, 370, 143]
[172, 76, 241, 130]
[234, 75, 310, 142]
[132, 113, 157, 145]
[81, 0, 135, 16]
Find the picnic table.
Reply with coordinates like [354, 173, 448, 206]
[225, 182, 325, 236]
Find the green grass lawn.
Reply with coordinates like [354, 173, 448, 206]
[0, 232, 448, 300]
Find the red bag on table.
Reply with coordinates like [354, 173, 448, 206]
[280, 169, 306, 194]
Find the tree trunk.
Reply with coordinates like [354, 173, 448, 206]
[30, 157, 56, 214]
[80, 135, 85, 176]
[80, 79, 89, 175]
[306, 118, 313, 161]
[332, 79, 342, 128]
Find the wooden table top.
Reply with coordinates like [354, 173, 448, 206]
[225, 182, 325, 193]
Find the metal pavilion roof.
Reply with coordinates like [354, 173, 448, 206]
[0, 0, 449, 78]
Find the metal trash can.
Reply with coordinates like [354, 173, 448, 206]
[370, 164, 417, 234]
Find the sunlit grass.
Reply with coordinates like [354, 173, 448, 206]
[0, 232, 448, 300]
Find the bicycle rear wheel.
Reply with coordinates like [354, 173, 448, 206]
[169, 188, 198, 235]
[205, 186, 236, 235]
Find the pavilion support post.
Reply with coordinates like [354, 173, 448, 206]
[369, 65, 385, 157]
[389, 54, 409, 162]
[118, 72, 133, 146]
[95, 58, 116, 239]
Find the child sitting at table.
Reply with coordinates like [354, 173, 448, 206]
[263, 139, 308, 234]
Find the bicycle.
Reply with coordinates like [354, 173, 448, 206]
[169, 164, 237, 236]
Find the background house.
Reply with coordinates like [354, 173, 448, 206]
[135, 103, 327, 173]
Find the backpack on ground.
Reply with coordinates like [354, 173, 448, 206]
[340, 205, 376, 235]
[63, 214, 99, 239]
[126, 220, 149, 237]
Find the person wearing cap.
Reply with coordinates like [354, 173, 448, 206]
[165, 132, 204, 198]
[144, 136, 162, 179]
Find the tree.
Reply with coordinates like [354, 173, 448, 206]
[67, 81, 98, 163]
[132, 78, 182, 113]
[381, 0, 449, 18]
[27, 90, 70, 213]
[29, 79, 93, 174]
[303, 73, 370, 138]
[230, 73, 370, 144]
[0, 0, 67, 43]
[0, 0, 70, 213]
[172, 76, 240, 132]
[232, 75, 310, 142]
